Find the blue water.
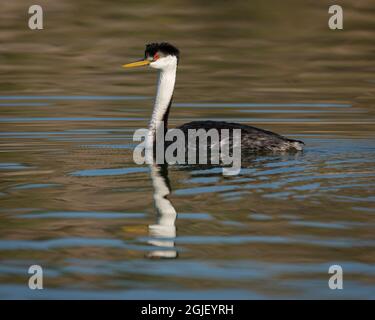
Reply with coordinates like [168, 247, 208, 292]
[1, 0, 375, 299]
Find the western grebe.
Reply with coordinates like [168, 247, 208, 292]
[123, 42, 304, 153]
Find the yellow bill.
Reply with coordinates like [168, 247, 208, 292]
[122, 60, 150, 68]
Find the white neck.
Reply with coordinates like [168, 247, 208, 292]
[149, 64, 177, 133]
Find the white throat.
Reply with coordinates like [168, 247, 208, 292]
[149, 63, 177, 132]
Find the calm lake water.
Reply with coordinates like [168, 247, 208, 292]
[0, 0, 374, 299]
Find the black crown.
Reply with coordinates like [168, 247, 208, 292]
[145, 42, 180, 60]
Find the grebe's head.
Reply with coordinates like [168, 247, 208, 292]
[123, 42, 179, 70]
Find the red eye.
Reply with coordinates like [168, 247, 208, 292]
[153, 53, 159, 60]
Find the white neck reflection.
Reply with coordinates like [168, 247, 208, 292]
[147, 163, 177, 259]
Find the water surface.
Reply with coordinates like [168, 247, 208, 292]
[0, 0, 374, 299]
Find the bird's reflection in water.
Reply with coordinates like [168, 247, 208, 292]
[146, 163, 178, 259]
[144, 153, 304, 259]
